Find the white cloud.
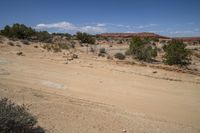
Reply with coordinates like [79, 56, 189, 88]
[133, 24, 158, 29]
[96, 23, 106, 27]
[36, 21, 76, 30]
[169, 30, 193, 35]
[35, 21, 106, 34]
[79, 26, 105, 33]
[168, 30, 200, 37]
[124, 31, 136, 33]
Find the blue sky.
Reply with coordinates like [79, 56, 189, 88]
[0, 0, 200, 37]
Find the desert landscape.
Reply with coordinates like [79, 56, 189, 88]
[1, 1, 200, 133]
[0, 31, 200, 132]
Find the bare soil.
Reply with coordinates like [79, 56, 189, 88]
[0, 39, 200, 133]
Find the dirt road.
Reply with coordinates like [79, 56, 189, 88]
[0, 44, 200, 132]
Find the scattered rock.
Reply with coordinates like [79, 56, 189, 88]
[153, 71, 157, 74]
[72, 54, 78, 59]
[16, 44, 21, 47]
[34, 45, 38, 48]
[16, 51, 24, 56]
[67, 57, 73, 61]
[62, 55, 68, 58]
[107, 55, 113, 60]
[122, 128, 127, 132]
[98, 53, 105, 57]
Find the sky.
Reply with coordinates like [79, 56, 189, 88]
[0, 0, 200, 37]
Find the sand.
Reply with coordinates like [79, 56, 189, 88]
[0, 41, 200, 133]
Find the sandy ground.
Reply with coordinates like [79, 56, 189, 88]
[0, 41, 200, 133]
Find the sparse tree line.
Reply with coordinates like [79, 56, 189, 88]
[0, 24, 52, 43]
[0, 23, 192, 66]
[0, 23, 95, 44]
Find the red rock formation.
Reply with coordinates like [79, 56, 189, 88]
[174, 37, 200, 43]
[97, 32, 169, 39]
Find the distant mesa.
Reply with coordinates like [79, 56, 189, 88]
[97, 32, 170, 39]
[97, 32, 200, 44]
[174, 37, 200, 43]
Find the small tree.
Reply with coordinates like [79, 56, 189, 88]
[163, 40, 191, 66]
[114, 53, 126, 60]
[76, 32, 95, 44]
[129, 37, 157, 62]
[99, 48, 106, 54]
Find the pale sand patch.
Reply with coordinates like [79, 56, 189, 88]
[41, 80, 64, 89]
[0, 58, 10, 64]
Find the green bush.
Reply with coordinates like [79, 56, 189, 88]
[99, 48, 106, 54]
[76, 32, 95, 44]
[0, 98, 44, 133]
[36, 31, 52, 43]
[128, 37, 157, 62]
[163, 40, 191, 66]
[114, 53, 126, 60]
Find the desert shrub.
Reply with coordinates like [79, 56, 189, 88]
[16, 44, 22, 47]
[42, 44, 51, 51]
[143, 37, 151, 44]
[10, 38, 18, 42]
[7, 42, 15, 46]
[193, 52, 200, 58]
[107, 55, 113, 60]
[0, 36, 3, 43]
[90, 47, 95, 52]
[98, 53, 105, 57]
[0, 98, 44, 133]
[128, 37, 157, 62]
[114, 53, 126, 60]
[99, 48, 106, 54]
[125, 49, 131, 55]
[70, 43, 75, 48]
[57, 43, 69, 50]
[76, 32, 95, 44]
[42, 43, 68, 52]
[98, 48, 106, 57]
[118, 40, 123, 44]
[52, 33, 72, 39]
[21, 40, 30, 45]
[163, 40, 191, 66]
[36, 31, 52, 43]
[52, 47, 62, 53]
